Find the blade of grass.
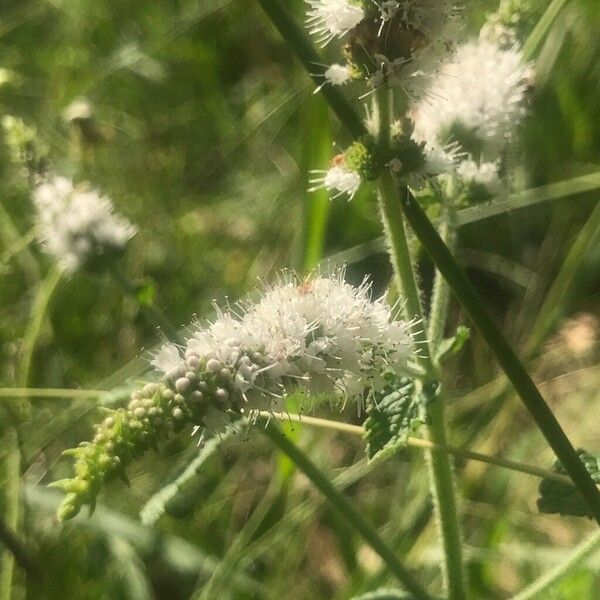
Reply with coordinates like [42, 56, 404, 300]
[525, 199, 600, 353]
[301, 95, 332, 270]
[320, 171, 600, 270]
[262, 422, 434, 599]
[259, 411, 587, 487]
[522, 0, 570, 60]
[18, 265, 61, 388]
[0, 429, 21, 600]
[512, 529, 600, 600]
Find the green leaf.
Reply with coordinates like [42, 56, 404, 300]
[363, 377, 422, 462]
[538, 450, 600, 518]
[435, 326, 470, 365]
[351, 589, 414, 600]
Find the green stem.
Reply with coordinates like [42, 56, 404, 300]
[378, 172, 431, 373]
[376, 87, 465, 598]
[424, 394, 466, 600]
[0, 429, 21, 600]
[396, 186, 600, 526]
[0, 387, 105, 399]
[261, 422, 433, 599]
[2, 266, 60, 598]
[512, 529, 600, 600]
[255, 0, 366, 139]
[108, 264, 183, 344]
[261, 411, 585, 487]
[428, 205, 457, 355]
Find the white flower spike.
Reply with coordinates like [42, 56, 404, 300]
[154, 270, 416, 409]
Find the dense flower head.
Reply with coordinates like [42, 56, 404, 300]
[33, 176, 136, 272]
[54, 271, 416, 519]
[410, 38, 531, 154]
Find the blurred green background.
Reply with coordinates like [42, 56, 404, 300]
[1, 0, 600, 598]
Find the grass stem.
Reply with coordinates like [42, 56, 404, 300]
[512, 529, 600, 600]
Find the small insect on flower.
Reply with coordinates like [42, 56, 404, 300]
[306, 0, 365, 46]
[309, 158, 362, 200]
[33, 176, 136, 273]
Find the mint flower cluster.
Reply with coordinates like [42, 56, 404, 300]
[53, 271, 416, 519]
[305, 1, 534, 204]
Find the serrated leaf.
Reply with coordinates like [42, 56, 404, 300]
[351, 589, 414, 600]
[435, 326, 470, 364]
[537, 449, 600, 518]
[363, 377, 421, 462]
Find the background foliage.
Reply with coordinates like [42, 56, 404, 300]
[1, 0, 600, 598]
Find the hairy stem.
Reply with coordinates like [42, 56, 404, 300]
[262, 422, 434, 599]
[375, 85, 465, 598]
[378, 172, 431, 373]
[512, 529, 600, 600]
[423, 393, 466, 600]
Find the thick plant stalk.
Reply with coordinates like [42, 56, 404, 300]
[512, 529, 600, 600]
[396, 186, 600, 525]
[262, 423, 434, 600]
[376, 85, 466, 599]
[379, 176, 466, 599]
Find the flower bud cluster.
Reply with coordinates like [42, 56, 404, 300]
[33, 176, 136, 273]
[55, 271, 416, 519]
